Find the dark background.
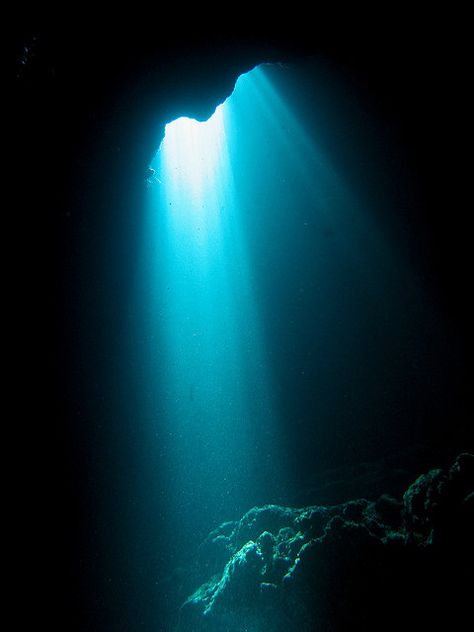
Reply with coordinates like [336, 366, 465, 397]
[10, 14, 470, 631]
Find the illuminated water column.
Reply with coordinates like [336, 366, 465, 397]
[144, 61, 407, 541]
[145, 87, 283, 532]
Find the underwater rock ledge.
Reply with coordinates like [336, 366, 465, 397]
[176, 453, 473, 631]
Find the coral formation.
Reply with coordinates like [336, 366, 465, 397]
[177, 454, 473, 631]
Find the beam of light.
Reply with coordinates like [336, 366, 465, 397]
[159, 105, 230, 255]
[131, 62, 438, 632]
[141, 64, 409, 550]
[143, 70, 286, 543]
[141, 64, 364, 550]
[162, 107, 226, 202]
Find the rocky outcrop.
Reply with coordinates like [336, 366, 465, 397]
[177, 454, 473, 631]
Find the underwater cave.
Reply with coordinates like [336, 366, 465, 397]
[12, 22, 472, 632]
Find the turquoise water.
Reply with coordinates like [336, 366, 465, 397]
[142, 61, 428, 540]
[145, 69, 288, 537]
[135, 62, 444, 628]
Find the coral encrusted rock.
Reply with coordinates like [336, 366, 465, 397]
[176, 454, 473, 631]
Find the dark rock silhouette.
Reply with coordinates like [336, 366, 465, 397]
[177, 453, 473, 631]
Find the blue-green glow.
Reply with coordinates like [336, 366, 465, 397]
[158, 105, 231, 254]
[161, 107, 226, 202]
[143, 64, 402, 545]
[145, 69, 285, 534]
[132, 63, 441, 632]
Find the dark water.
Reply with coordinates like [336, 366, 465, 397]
[13, 44, 468, 630]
